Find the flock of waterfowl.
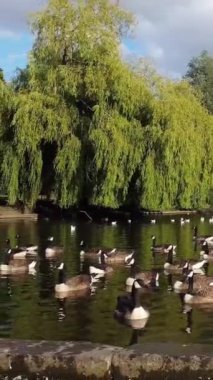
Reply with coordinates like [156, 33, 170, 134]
[1, 217, 213, 335]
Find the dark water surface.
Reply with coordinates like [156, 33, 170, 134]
[0, 215, 212, 347]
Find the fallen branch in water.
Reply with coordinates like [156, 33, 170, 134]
[79, 210, 93, 221]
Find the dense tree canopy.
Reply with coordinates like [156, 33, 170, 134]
[185, 50, 213, 114]
[0, 0, 212, 210]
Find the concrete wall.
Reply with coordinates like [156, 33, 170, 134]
[0, 339, 212, 379]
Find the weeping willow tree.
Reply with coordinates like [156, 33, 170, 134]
[2, 0, 213, 210]
[2, 0, 140, 208]
[0, 72, 16, 197]
[139, 79, 213, 209]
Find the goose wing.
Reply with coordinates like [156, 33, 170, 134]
[116, 294, 133, 313]
[135, 271, 152, 284]
[66, 275, 91, 288]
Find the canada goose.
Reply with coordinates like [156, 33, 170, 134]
[205, 236, 213, 248]
[45, 237, 63, 258]
[200, 217, 205, 222]
[15, 234, 38, 252]
[114, 279, 150, 323]
[164, 247, 189, 273]
[79, 241, 103, 261]
[104, 249, 135, 264]
[174, 269, 213, 294]
[163, 245, 207, 275]
[80, 249, 102, 262]
[5, 239, 27, 259]
[125, 270, 159, 293]
[170, 219, 175, 223]
[183, 270, 213, 305]
[55, 263, 93, 296]
[193, 226, 213, 246]
[89, 251, 113, 277]
[151, 236, 176, 254]
[150, 219, 156, 224]
[200, 241, 213, 260]
[0, 250, 36, 275]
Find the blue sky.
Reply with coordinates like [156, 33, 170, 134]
[0, 34, 33, 80]
[1, 0, 213, 80]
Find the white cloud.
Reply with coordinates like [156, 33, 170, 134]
[0, 29, 21, 40]
[0, 0, 213, 77]
[120, 0, 213, 77]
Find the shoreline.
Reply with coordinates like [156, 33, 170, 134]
[0, 339, 212, 379]
[0, 206, 38, 220]
[0, 203, 211, 221]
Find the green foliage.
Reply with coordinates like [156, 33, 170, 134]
[0, 0, 212, 211]
[139, 79, 213, 209]
[185, 50, 213, 114]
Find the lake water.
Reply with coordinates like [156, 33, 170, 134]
[0, 215, 212, 347]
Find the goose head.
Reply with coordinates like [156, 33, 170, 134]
[5, 239, 10, 246]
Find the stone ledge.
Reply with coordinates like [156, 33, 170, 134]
[0, 339, 212, 379]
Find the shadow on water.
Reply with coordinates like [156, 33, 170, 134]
[0, 216, 212, 346]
